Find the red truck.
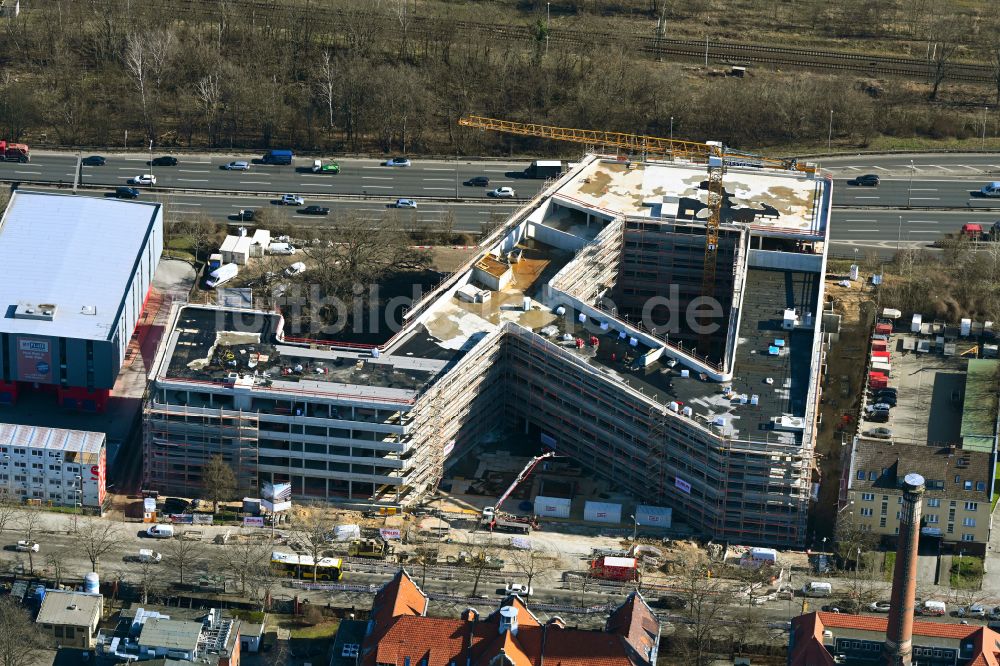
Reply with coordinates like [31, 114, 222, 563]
[0, 140, 29, 162]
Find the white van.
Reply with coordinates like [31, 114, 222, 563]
[267, 242, 296, 256]
[146, 524, 174, 539]
[801, 581, 833, 597]
[135, 549, 162, 563]
[920, 600, 946, 616]
[284, 261, 306, 277]
[206, 263, 238, 289]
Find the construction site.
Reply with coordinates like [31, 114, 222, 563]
[144, 121, 833, 547]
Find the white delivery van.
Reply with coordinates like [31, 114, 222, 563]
[284, 261, 306, 277]
[267, 242, 296, 255]
[146, 524, 175, 539]
[801, 581, 833, 597]
[137, 549, 162, 563]
[920, 600, 946, 616]
[206, 263, 238, 289]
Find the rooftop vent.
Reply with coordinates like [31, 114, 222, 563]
[13, 302, 56, 321]
[80, 305, 97, 316]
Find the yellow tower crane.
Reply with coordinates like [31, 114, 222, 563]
[457, 116, 813, 315]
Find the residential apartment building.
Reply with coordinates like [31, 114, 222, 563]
[144, 154, 831, 546]
[843, 441, 992, 554]
[0, 423, 106, 509]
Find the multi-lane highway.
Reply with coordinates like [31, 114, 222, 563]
[3, 150, 999, 249]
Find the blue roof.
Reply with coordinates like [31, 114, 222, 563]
[0, 191, 161, 341]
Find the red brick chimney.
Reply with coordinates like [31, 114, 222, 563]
[884, 473, 925, 666]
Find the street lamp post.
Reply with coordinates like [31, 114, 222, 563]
[148, 139, 154, 183]
[630, 514, 639, 551]
[983, 108, 989, 150]
[669, 116, 674, 160]
[828, 110, 833, 151]
[897, 215, 903, 251]
[907, 160, 914, 208]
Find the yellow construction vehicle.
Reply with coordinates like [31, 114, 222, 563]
[348, 538, 393, 559]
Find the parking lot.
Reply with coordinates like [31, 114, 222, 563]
[861, 331, 972, 445]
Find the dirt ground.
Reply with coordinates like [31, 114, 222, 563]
[808, 268, 878, 543]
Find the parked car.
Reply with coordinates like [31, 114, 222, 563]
[866, 411, 890, 423]
[505, 583, 533, 596]
[464, 176, 490, 187]
[151, 156, 178, 167]
[128, 174, 156, 186]
[958, 604, 987, 618]
[384, 156, 411, 167]
[279, 194, 305, 206]
[867, 402, 894, 412]
[869, 601, 891, 613]
[394, 198, 417, 209]
[864, 427, 893, 439]
[851, 174, 880, 186]
[284, 262, 307, 277]
[15, 540, 39, 553]
[489, 186, 516, 198]
[222, 161, 251, 171]
[82, 155, 106, 166]
[298, 205, 330, 216]
[115, 187, 140, 199]
[145, 524, 174, 539]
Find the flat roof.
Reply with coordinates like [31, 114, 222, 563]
[36, 590, 102, 627]
[160, 306, 447, 402]
[0, 191, 160, 341]
[0, 423, 105, 458]
[139, 617, 202, 652]
[542, 269, 818, 444]
[960, 358, 999, 453]
[555, 159, 825, 236]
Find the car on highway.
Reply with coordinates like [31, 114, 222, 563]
[15, 540, 39, 553]
[464, 176, 490, 187]
[850, 174, 880, 186]
[279, 194, 305, 206]
[128, 174, 156, 186]
[384, 156, 412, 167]
[489, 186, 516, 198]
[115, 187, 140, 199]
[82, 155, 106, 166]
[869, 601, 891, 613]
[393, 198, 417, 209]
[235, 209, 255, 222]
[298, 205, 330, 216]
[505, 583, 533, 596]
[151, 156, 178, 167]
[222, 161, 251, 171]
[980, 182, 1000, 198]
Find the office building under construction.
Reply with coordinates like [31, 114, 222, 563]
[144, 153, 831, 546]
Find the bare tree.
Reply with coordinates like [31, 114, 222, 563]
[317, 51, 337, 129]
[18, 509, 43, 575]
[161, 537, 205, 586]
[0, 491, 19, 536]
[202, 454, 238, 514]
[410, 547, 436, 588]
[674, 553, 732, 666]
[219, 539, 270, 595]
[0, 597, 49, 666]
[246, 557, 281, 612]
[508, 546, 551, 606]
[124, 32, 151, 139]
[75, 518, 123, 574]
[45, 547, 72, 589]
[926, 18, 963, 100]
[292, 512, 334, 583]
[135, 557, 162, 604]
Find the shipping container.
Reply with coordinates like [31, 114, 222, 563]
[871, 361, 891, 375]
[871, 340, 888, 352]
[871, 351, 890, 360]
[875, 323, 892, 335]
[869, 375, 888, 390]
[583, 501, 622, 524]
[591, 555, 638, 581]
[534, 495, 571, 519]
[634, 504, 672, 528]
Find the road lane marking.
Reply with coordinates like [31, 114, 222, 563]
[15, 170, 41, 174]
[853, 196, 880, 199]
[907, 230, 939, 234]
[485, 168, 513, 173]
[869, 166, 889, 171]
[118, 167, 138, 170]
[301, 183, 334, 187]
[423, 187, 453, 191]
[239, 181, 272, 185]
[361, 185, 392, 189]
[931, 165, 954, 171]
[907, 221, 939, 224]
[424, 178, 453, 182]
[173, 203, 202, 206]
[909, 188, 937, 191]
[178, 169, 209, 173]
[362, 176, 392, 180]
[842, 219, 876, 222]
[178, 179, 209, 182]
[423, 167, 455, 171]
[909, 197, 940, 200]
[845, 228, 879, 233]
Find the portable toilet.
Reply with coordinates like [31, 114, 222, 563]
[143, 497, 157, 523]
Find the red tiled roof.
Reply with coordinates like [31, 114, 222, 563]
[373, 616, 468, 666]
[819, 612, 988, 639]
[541, 629, 634, 666]
[789, 612, 835, 666]
[605, 591, 660, 660]
[968, 627, 1000, 666]
[362, 571, 431, 666]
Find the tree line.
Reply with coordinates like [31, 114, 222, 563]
[0, 0, 997, 157]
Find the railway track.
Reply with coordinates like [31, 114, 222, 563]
[54, 0, 995, 85]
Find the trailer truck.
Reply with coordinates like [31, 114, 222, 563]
[523, 160, 564, 179]
[0, 140, 29, 162]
